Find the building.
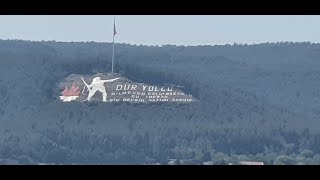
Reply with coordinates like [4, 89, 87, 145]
[238, 161, 264, 165]
[203, 161, 214, 165]
[168, 159, 178, 165]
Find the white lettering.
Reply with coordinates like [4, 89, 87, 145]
[148, 86, 154, 91]
[116, 85, 123, 90]
[124, 84, 130, 90]
[131, 84, 137, 91]
[143, 85, 148, 91]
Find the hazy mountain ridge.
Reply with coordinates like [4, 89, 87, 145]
[0, 39, 319, 164]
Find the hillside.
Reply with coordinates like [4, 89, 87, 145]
[0, 40, 320, 164]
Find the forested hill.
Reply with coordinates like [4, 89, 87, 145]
[1, 39, 320, 165]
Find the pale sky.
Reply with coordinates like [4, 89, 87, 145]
[0, 15, 320, 46]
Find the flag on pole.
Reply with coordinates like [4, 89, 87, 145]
[113, 17, 117, 36]
[111, 16, 116, 73]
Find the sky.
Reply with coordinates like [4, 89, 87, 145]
[0, 15, 320, 46]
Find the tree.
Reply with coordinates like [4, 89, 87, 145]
[274, 155, 297, 165]
[202, 151, 212, 162]
[300, 150, 313, 158]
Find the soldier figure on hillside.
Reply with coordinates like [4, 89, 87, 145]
[81, 76, 120, 102]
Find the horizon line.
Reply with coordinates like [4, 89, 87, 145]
[1, 38, 320, 47]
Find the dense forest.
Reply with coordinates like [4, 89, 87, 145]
[1, 39, 320, 164]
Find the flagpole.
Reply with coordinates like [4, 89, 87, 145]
[111, 16, 115, 73]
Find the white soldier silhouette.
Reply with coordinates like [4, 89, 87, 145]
[81, 77, 119, 102]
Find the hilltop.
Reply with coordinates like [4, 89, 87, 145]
[0, 39, 320, 164]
